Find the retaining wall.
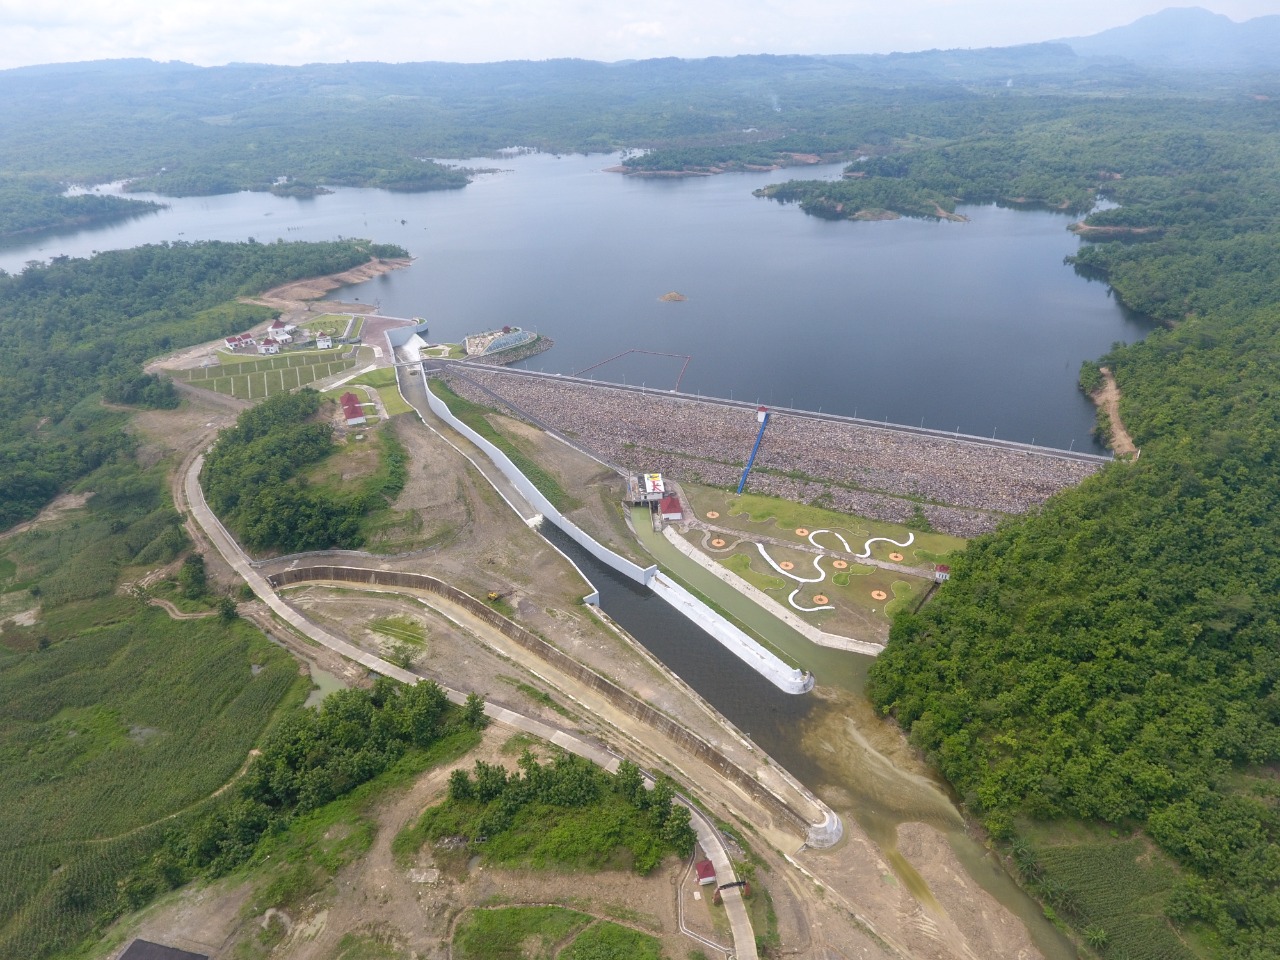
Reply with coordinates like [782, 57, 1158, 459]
[424, 381, 658, 585]
[267, 564, 839, 847]
[430, 374, 815, 694]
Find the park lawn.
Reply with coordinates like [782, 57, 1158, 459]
[686, 530, 931, 636]
[348, 367, 415, 416]
[300, 313, 356, 337]
[684, 484, 966, 568]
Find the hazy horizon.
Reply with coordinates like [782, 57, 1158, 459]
[1, 2, 1275, 73]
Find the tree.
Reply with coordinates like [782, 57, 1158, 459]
[178, 554, 206, 599]
[463, 692, 488, 730]
[216, 596, 238, 622]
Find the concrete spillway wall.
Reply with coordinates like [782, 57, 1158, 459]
[424, 379, 658, 585]
[427, 376, 812, 695]
[267, 564, 840, 848]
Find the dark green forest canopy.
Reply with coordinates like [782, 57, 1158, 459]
[200, 389, 407, 554]
[0, 239, 406, 531]
[868, 301, 1280, 955]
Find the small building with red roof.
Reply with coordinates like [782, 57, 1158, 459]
[340, 392, 367, 426]
[694, 859, 716, 885]
[659, 495, 684, 522]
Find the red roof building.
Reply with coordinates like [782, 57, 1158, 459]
[340, 392, 366, 425]
[659, 495, 684, 521]
[695, 859, 716, 885]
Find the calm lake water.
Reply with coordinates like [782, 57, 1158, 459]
[4, 151, 1149, 450]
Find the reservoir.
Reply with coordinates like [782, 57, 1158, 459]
[0, 151, 1118, 954]
[2, 152, 1150, 449]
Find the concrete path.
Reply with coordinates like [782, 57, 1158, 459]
[182, 456, 754, 959]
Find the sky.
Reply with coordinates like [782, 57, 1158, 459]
[0, 1, 1276, 70]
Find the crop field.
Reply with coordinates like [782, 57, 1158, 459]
[170, 348, 358, 400]
[0, 602, 306, 960]
[1026, 835, 1193, 960]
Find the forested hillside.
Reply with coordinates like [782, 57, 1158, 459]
[1, 44, 1274, 236]
[0, 239, 405, 530]
[862, 100, 1280, 960]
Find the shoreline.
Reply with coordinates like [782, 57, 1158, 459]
[251, 256, 414, 306]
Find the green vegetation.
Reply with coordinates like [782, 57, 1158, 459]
[170, 347, 359, 400]
[560, 921, 666, 960]
[396, 754, 695, 874]
[0, 434, 320, 960]
[0, 178, 161, 240]
[0, 239, 405, 531]
[497, 676, 576, 719]
[453, 906, 591, 960]
[200, 389, 407, 553]
[430, 380, 581, 512]
[870, 302, 1280, 956]
[347, 367, 415, 417]
[0, 47, 1252, 234]
[370, 615, 425, 645]
[332, 931, 407, 960]
[238, 724, 481, 918]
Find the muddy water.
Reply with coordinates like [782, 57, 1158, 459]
[303, 664, 347, 709]
[547, 520, 1076, 960]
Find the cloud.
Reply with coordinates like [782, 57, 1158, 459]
[0, 1, 1273, 70]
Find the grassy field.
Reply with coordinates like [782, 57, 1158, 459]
[343, 367, 415, 417]
[430, 381, 581, 512]
[170, 348, 359, 400]
[453, 906, 592, 960]
[301, 312, 357, 337]
[452, 907, 667, 960]
[370, 614, 426, 645]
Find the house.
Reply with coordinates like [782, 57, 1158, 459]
[316, 334, 333, 349]
[340, 392, 367, 426]
[224, 333, 256, 350]
[267, 320, 294, 343]
[659, 495, 684, 522]
[694, 859, 716, 885]
[257, 338, 281, 355]
[934, 564, 951, 582]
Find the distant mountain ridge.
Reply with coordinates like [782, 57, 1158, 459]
[1061, 6, 1280, 71]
